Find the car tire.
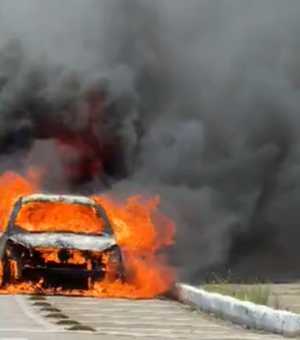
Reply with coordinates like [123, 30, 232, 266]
[0, 254, 15, 288]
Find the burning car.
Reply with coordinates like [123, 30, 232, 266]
[0, 193, 125, 290]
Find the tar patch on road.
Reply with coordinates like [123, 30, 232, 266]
[26, 295, 96, 332]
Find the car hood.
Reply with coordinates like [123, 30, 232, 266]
[9, 232, 116, 252]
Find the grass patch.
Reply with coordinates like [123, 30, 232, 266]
[67, 324, 96, 332]
[32, 302, 51, 307]
[202, 283, 273, 306]
[45, 313, 69, 319]
[56, 319, 80, 326]
[28, 296, 46, 301]
[40, 307, 61, 313]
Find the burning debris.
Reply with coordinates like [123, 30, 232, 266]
[0, 171, 176, 298]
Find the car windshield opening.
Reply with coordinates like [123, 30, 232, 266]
[14, 201, 106, 234]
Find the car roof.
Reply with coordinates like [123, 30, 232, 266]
[19, 194, 98, 207]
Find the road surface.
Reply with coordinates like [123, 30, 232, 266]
[0, 294, 285, 340]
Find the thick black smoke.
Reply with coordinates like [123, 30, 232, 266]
[2, 0, 300, 283]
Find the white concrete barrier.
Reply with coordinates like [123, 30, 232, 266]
[175, 283, 300, 336]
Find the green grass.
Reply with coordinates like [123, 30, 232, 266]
[202, 283, 275, 307]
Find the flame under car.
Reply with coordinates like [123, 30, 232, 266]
[0, 194, 125, 290]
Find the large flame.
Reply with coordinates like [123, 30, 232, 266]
[0, 169, 176, 298]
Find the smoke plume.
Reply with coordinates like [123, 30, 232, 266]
[2, 0, 300, 283]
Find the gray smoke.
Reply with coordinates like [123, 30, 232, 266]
[2, 0, 300, 282]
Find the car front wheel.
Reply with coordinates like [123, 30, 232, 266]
[0, 253, 16, 288]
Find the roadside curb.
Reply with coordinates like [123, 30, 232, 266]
[173, 283, 300, 336]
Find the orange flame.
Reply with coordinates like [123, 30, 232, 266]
[0, 168, 38, 230]
[15, 202, 105, 234]
[0, 168, 176, 298]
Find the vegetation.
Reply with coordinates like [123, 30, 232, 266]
[202, 282, 280, 307]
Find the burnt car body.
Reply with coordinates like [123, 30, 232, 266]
[0, 194, 125, 290]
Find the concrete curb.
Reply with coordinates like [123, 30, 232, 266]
[174, 283, 300, 336]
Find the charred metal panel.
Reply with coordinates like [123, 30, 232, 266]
[9, 233, 116, 252]
[0, 233, 8, 259]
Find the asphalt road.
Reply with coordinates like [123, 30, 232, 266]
[0, 295, 285, 340]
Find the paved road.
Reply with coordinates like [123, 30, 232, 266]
[0, 295, 286, 340]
